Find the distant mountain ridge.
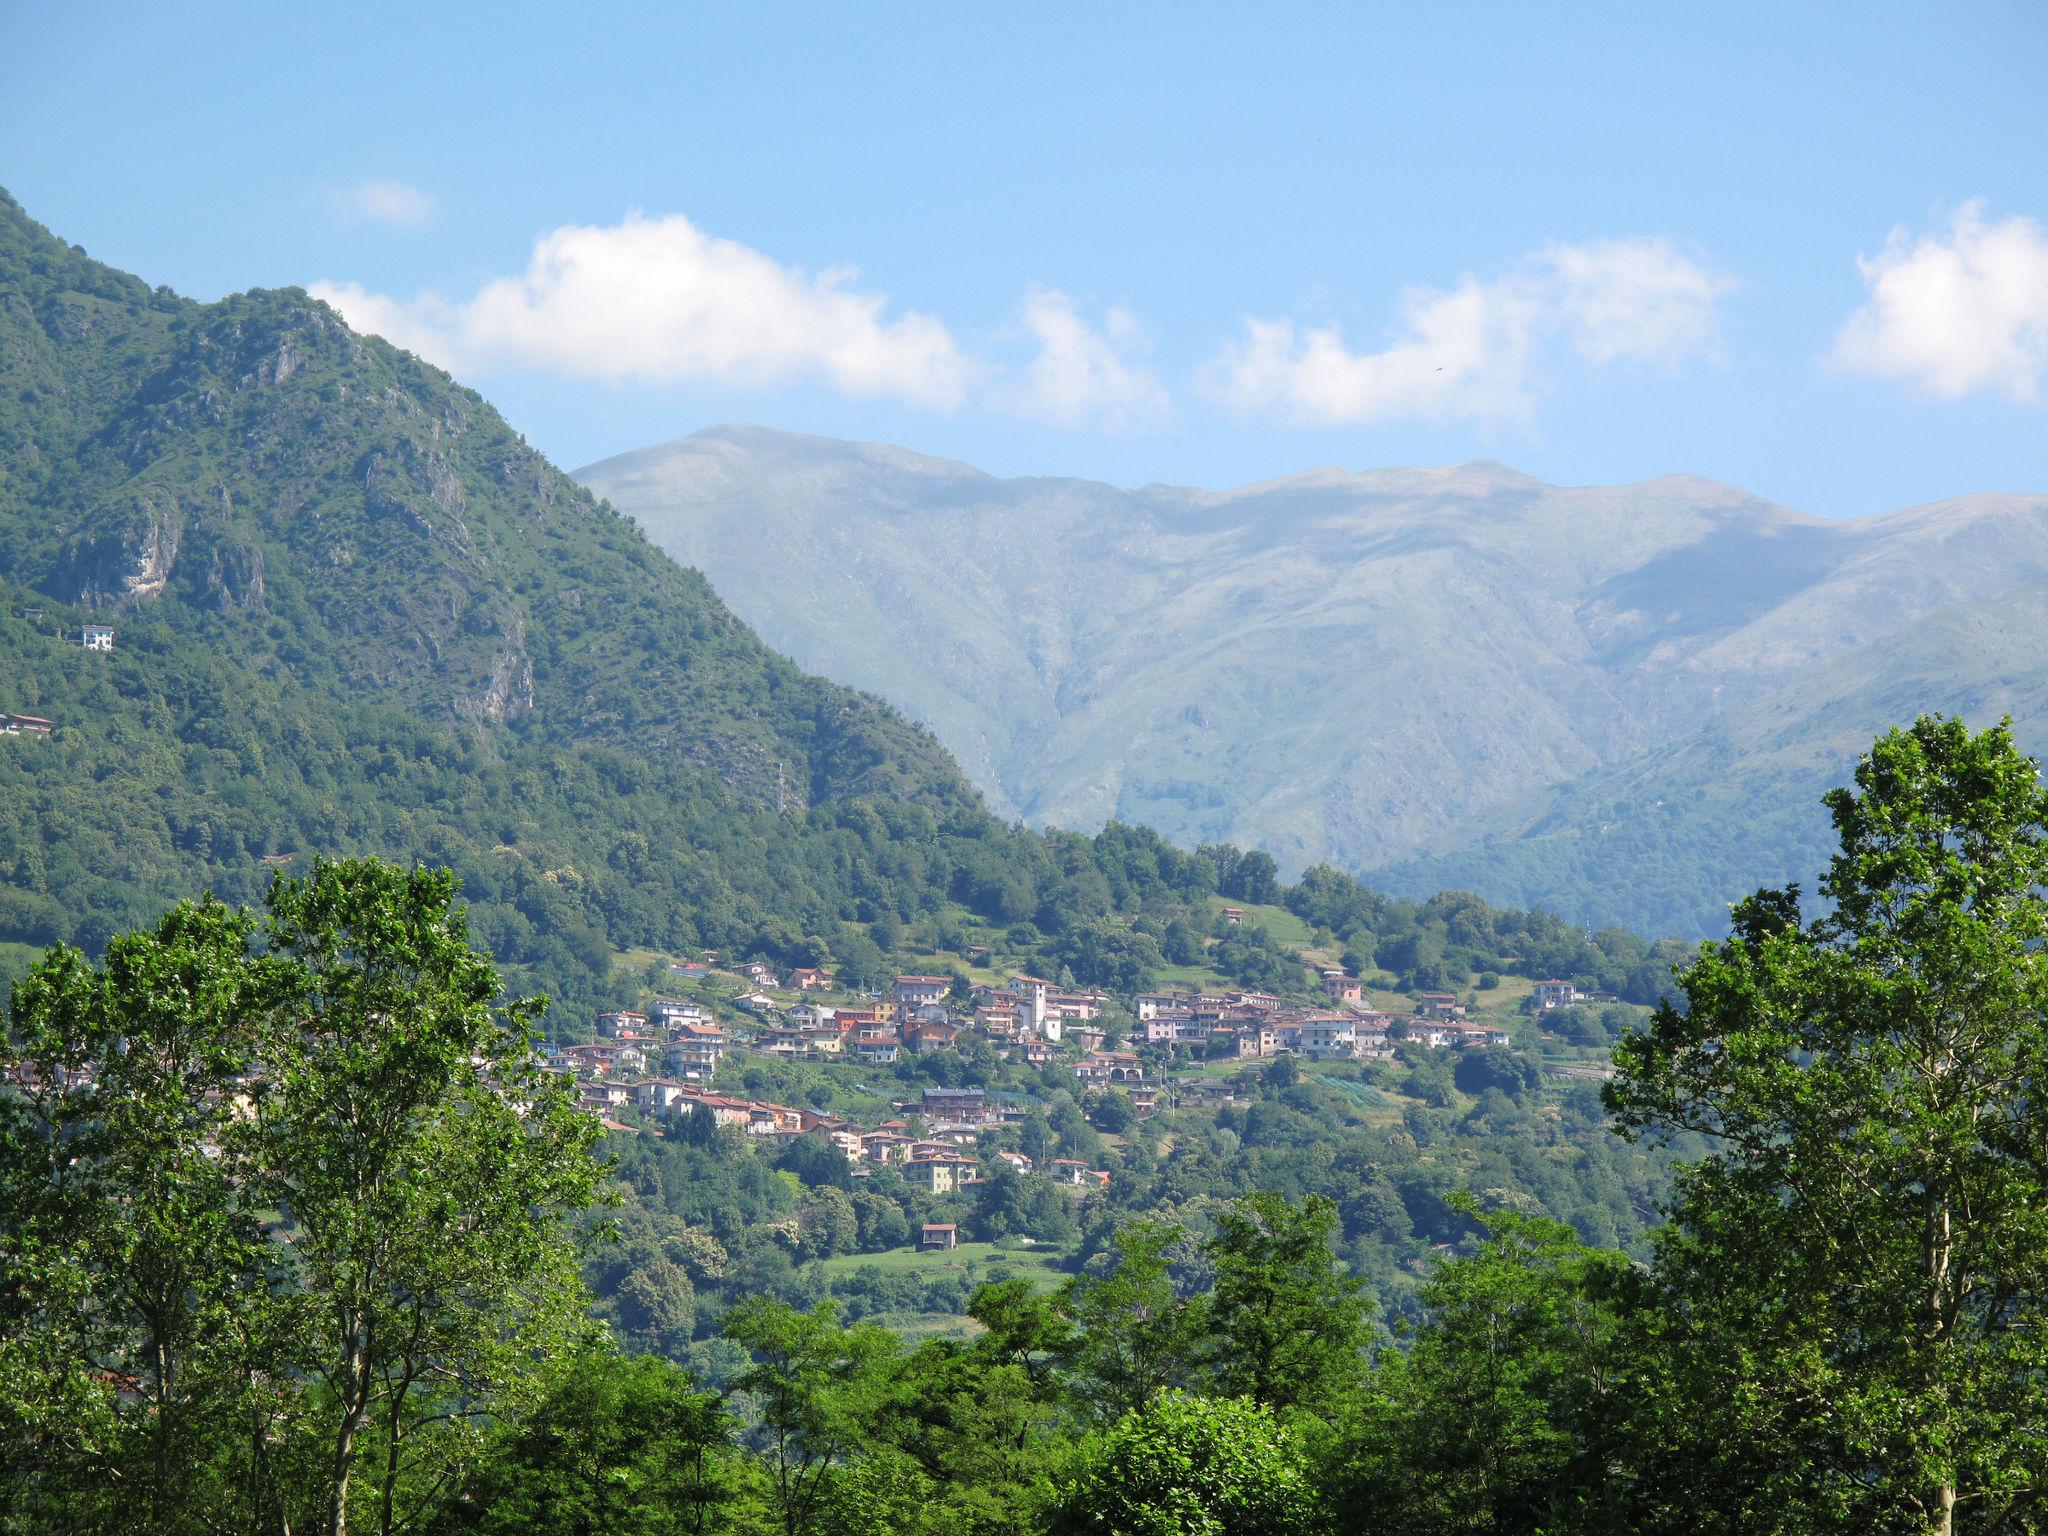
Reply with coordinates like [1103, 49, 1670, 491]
[579, 426, 2048, 936]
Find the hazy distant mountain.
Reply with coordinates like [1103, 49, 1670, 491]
[579, 425, 2048, 936]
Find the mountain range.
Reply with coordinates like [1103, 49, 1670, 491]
[579, 426, 2048, 936]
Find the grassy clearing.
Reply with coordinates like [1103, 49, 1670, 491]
[861, 1309, 981, 1342]
[816, 1239, 1071, 1290]
[1211, 897, 1313, 948]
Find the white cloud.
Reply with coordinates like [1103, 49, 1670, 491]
[323, 178, 437, 230]
[1828, 203, 2048, 403]
[1204, 237, 1726, 427]
[1546, 237, 1728, 368]
[1012, 288, 1171, 430]
[312, 212, 972, 409]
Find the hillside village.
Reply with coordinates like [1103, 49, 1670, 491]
[541, 941, 1600, 1210]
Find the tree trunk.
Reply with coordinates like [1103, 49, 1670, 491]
[1925, 1177, 1955, 1536]
[326, 1325, 372, 1536]
[378, 1402, 402, 1536]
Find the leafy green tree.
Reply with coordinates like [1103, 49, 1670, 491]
[1609, 718, 2048, 1536]
[1451, 1046, 1540, 1102]
[1063, 1221, 1202, 1422]
[868, 1288, 1076, 1536]
[1048, 1392, 1317, 1536]
[1090, 1090, 1139, 1134]
[0, 859, 606, 1536]
[1329, 1200, 1641, 1535]
[1201, 1193, 1371, 1418]
[796, 1188, 859, 1261]
[777, 1131, 855, 1190]
[1337, 1177, 1413, 1245]
[445, 1349, 733, 1536]
[722, 1298, 901, 1536]
[1162, 917, 1206, 967]
[255, 860, 606, 1536]
[607, 1255, 698, 1354]
[0, 897, 271, 1536]
[971, 1279, 1078, 1398]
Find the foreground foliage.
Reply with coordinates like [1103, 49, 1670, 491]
[0, 857, 605, 1536]
[10, 720, 2048, 1535]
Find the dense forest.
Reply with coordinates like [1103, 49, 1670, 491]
[7, 717, 2048, 1535]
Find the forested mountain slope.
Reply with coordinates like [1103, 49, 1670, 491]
[581, 426, 2048, 935]
[0, 189, 982, 1006]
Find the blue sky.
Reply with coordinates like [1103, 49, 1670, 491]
[4, 1, 2045, 515]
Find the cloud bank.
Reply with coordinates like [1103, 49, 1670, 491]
[316, 214, 1746, 434]
[1204, 237, 1728, 426]
[1829, 203, 2048, 403]
[314, 212, 972, 409]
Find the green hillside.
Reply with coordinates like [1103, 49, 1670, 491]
[1375, 582, 2048, 931]
[0, 188, 999, 1011]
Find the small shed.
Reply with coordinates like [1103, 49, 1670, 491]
[919, 1222, 959, 1252]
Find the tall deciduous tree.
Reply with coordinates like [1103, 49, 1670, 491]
[1329, 1200, 1644, 1535]
[0, 898, 273, 1535]
[444, 1348, 733, 1536]
[1608, 717, 2048, 1535]
[1201, 1193, 1372, 1418]
[1047, 1392, 1316, 1536]
[722, 1297, 900, 1536]
[254, 859, 605, 1536]
[1062, 1220, 1201, 1423]
[0, 859, 606, 1536]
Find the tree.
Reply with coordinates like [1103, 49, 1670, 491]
[1047, 1392, 1316, 1536]
[256, 859, 607, 1536]
[722, 1298, 900, 1536]
[1201, 1193, 1372, 1418]
[776, 1132, 854, 1191]
[1090, 1090, 1139, 1134]
[832, 927, 888, 991]
[795, 1188, 858, 1261]
[1452, 1047, 1540, 1102]
[1608, 718, 2048, 1535]
[1329, 1200, 1642, 1535]
[969, 1162, 1030, 1241]
[0, 859, 607, 1536]
[0, 897, 272, 1535]
[1063, 1221, 1202, 1422]
[1162, 917, 1206, 967]
[448, 1349, 733, 1536]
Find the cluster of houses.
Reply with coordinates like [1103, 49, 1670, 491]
[541, 1037, 1114, 1199]
[713, 972, 1116, 1069]
[1134, 982, 1513, 1061]
[547, 951, 1537, 1134]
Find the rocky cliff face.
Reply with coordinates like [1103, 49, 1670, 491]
[52, 492, 182, 609]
